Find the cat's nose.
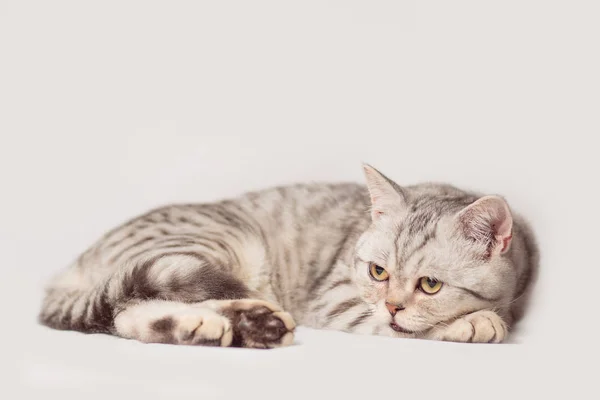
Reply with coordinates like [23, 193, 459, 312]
[385, 301, 405, 316]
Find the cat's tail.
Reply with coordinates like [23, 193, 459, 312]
[38, 267, 115, 334]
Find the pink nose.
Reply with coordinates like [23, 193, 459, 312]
[385, 302, 405, 316]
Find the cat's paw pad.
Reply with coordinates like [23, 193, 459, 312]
[225, 300, 296, 348]
[442, 310, 507, 343]
[150, 309, 232, 347]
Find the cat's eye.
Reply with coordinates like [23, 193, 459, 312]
[419, 277, 443, 294]
[369, 263, 389, 281]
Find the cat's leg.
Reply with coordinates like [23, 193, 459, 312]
[114, 300, 234, 346]
[114, 299, 295, 348]
[40, 252, 296, 348]
[305, 275, 381, 335]
[425, 310, 508, 343]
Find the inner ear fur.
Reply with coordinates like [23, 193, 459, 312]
[457, 195, 513, 257]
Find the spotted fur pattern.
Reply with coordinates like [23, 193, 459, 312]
[39, 166, 537, 347]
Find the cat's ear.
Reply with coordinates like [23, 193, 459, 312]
[456, 196, 513, 257]
[362, 164, 407, 221]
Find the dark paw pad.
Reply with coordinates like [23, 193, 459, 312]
[225, 305, 295, 348]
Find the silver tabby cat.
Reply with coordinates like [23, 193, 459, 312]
[39, 165, 537, 347]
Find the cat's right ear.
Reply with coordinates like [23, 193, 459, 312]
[456, 195, 513, 257]
[362, 164, 407, 221]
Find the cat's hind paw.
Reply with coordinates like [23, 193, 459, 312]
[115, 299, 295, 348]
[220, 299, 296, 348]
[148, 308, 233, 347]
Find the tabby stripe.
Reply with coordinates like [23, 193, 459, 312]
[346, 310, 373, 330]
[413, 255, 425, 272]
[143, 212, 172, 225]
[457, 287, 500, 302]
[391, 221, 406, 261]
[40, 293, 70, 326]
[74, 294, 92, 330]
[58, 295, 79, 327]
[326, 298, 362, 321]
[97, 208, 153, 242]
[194, 208, 233, 226]
[325, 279, 352, 292]
[308, 228, 353, 294]
[108, 236, 157, 263]
[84, 285, 101, 323]
[206, 233, 242, 268]
[399, 231, 435, 265]
[408, 211, 436, 235]
[91, 284, 114, 332]
[152, 243, 203, 250]
[310, 301, 328, 314]
[217, 203, 257, 233]
[175, 216, 206, 230]
[150, 234, 221, 248]
[115, 236, 227, 264]
[125, 244, 209, 262]
[220, 226, 248, 246]
[103, 231, 136, 250]
[224, 201, 262, 233]
[148, 237, 214, 248]
[210, 205, 243, 229]
[70, 298, 89, 332]
[293, 230, 307, 277]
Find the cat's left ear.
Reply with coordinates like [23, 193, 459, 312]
[362, 164, 407, 221]
[456, 196, 513, 257]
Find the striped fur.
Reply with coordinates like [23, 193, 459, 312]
[39, 166, 538, 346]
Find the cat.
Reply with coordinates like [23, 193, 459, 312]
[39, 165, 537, 347]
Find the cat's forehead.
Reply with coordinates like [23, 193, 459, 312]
[399, 192, 477, 237]
[407, 194, 475, 221]
[392, 220, 487, 281]
[359, 201, 482, 275]
[359, 192, 480, 257]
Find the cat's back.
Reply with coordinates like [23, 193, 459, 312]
[236, 182, 369, 221]
[110, 182, 369, 233]
[75, 182, 370, 266]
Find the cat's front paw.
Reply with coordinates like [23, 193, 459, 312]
[436, 310, 508, 343]
[220, 299, 296, 349]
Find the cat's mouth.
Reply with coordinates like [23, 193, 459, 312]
[389, 322, 416, 334]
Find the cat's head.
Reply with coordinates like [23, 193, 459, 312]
[353, 165, 515, 337]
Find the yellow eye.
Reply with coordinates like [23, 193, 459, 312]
[369, 263, 389, 281]
[419, 277, 443, 294]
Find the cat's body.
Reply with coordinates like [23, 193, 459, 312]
[40, 167, 537, 347]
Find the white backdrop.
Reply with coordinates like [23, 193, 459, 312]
[1, 1, 598, 398]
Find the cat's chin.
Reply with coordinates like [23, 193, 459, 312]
[389, 322, 417, 335]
